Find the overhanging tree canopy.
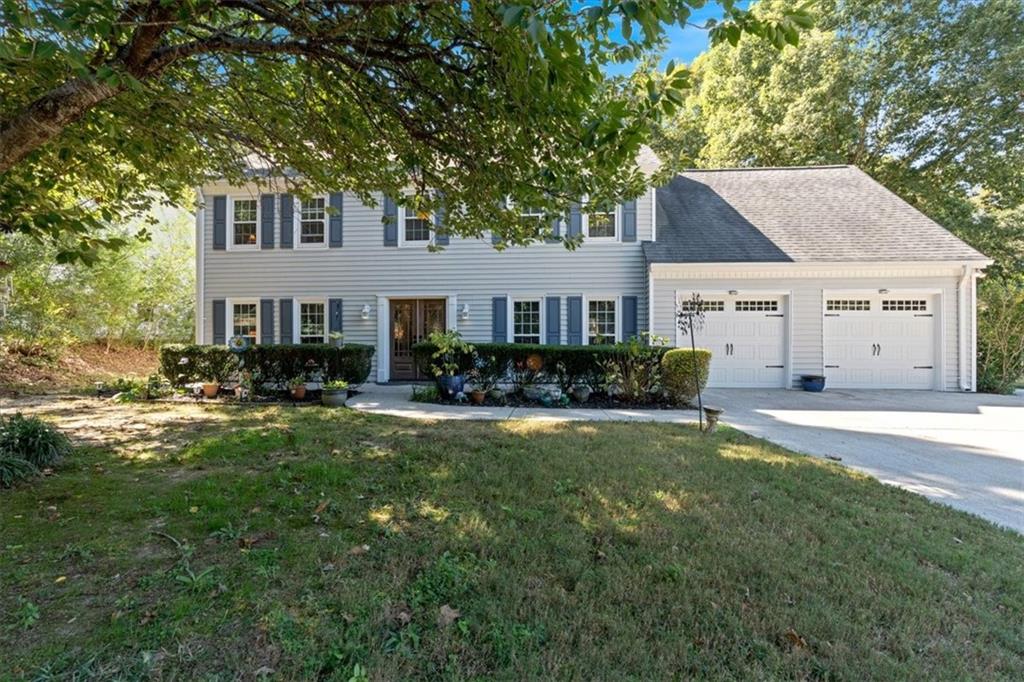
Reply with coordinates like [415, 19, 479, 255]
[0, 0, 810, 262]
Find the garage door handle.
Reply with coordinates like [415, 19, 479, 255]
[765, 314, 784, 317]
[765, 365, 784, 368]
[825, 365, 839, 368]
[914, 366, 933, 369]
[914, 314, 933, 317]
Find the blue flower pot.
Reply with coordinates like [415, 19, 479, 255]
[438, 374, 465, 400]
[800, 375, 826, 392]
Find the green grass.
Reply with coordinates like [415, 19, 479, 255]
[1, 402, 1022, 680]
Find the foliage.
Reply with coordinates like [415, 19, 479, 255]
[322, 379, 350, 392]
[410, 384, 440, 403]
[0, 413, 72, 470]
[599, 333, 670, 402]
[0, 1, 809, 260]
[287, 376, 307, 390]
[976, 281, 1024, 394]
[651, 0, 1023, 281]
[661, 348, 712, 404]
[0, 212, 195, 350]
[467, 355, 505, 393]
[423, 331, 475, 379]
[413, 341, 673, 396]
[159, 344, 374, 391]
[0, 453, 38, 488]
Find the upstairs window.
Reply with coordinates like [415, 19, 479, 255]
[586, 205, 617, 239]
[232, 303, 257, 344]
[300, 302, 325, 343]
[403, 207, 432, 244]
[588, 299, 616, 344]
[299, 197, 327, 245]
[232, 199, 258, 246]
[513, 300, 541, 344]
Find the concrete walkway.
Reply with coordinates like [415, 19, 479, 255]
[703, 388, 1024, 534]
[348, 384, 700, 424]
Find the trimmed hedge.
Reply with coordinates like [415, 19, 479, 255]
[412, 341, 672, 392]
[159, 343, 374, 389]
[661, 348, 711, 404]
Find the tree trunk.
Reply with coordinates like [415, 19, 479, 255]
[0, 78, 124, 174]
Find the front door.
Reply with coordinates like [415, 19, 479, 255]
[390, 299, 447, 380]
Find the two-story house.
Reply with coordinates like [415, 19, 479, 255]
[195, 165, 990, 390]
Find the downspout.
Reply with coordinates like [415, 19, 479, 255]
[195, 188, 205, 344]
[971, 268, 982, 392]
[647, 264, 654, 336]
[957, 264, 970, 391]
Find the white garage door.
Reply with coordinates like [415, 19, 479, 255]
[677, 294, 787, 388]
[823, 294, 937, 389]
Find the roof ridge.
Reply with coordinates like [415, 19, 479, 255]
[678, 165, 853, 173]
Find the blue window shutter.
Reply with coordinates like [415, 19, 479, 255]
[492, 297, 508, 342]
[566, 296, 583, 344]
[383, 195, 398, 246]
[279, 299, 293, 344]
[260, 194, 275, 249]
[328, 298, 343, 335]
[279, 195, 293, 249]
[212, 196, 226, 250]
[212, 299, 226, 344]
[545, 297, 561, 345]
[329, 192, 344, 247]
[622, 296, 638, 340]
[434, 194, 448, 246]
[622, 199, 637, 242]
[260, 299, 275, 344]
[567, 203, 582, 237]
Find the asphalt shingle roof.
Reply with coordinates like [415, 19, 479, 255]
[644, 165, 987, 264]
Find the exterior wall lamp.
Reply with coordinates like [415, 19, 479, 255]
[460, 303, 470, 320]
[361, 304, 371, 320]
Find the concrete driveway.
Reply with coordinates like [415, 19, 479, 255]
[703, 389, 1024, 533]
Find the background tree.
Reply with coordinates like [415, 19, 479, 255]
[0, 0, 810, 261]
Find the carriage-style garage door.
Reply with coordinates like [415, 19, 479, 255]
[823, 293, 937, 389]
[676, 294, 788, 388]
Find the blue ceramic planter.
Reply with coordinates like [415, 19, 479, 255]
[438, 374, 465, 400]
[800, 375, 826, 392]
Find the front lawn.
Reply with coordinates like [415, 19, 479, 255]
[2, 400, 1022, 679]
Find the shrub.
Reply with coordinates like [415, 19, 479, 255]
[0, 454, 38, 488]
[0, 413, 72, 470]
[661, 348, 712, 404]
[977, 281, 1024, 394]
[601, 335, 667, 402]
[159, 344, 375, 390]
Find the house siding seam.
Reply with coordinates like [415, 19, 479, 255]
[200, 184, 652, 378]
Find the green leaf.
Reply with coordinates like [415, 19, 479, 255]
[501, 5, 526, 28]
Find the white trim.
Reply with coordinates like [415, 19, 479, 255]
[511, 297, 545, 344]
[958, 265, 970, 391]
[294, 194, 330, 250]
[374, 292, 459, 382]
[195, 188, 205, 343]
[226, 195, 260, 251]
[581, 202, 621, 243]
[650, 186, 657, 242]
[295, 297, 329, 344]
[227, 298, 260, 346]
[970, 269, 979, 392]
[397, 205, 435, 248]
[584, 295, 619, 344]
[651, 261, 991, 279]
[647, 267, 654, 335]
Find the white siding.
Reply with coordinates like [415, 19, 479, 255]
[651, 264, 968, 391]
[200, 182, 653, 379]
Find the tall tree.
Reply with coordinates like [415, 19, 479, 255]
[0, 0, 809, 261]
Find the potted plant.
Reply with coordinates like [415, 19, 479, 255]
[467, 355, 503, 405]
[425, 330, 474, 400]
[570, 384, 591, 403]
[200, 376, 220, 399]
[288, 375, 307, 400]
[321, 379, 350, 407]
[800, 374, 826, 392]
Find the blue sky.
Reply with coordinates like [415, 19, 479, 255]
[603, 1, 751, 77]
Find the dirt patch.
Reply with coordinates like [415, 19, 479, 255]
[0, 342, 159, 395]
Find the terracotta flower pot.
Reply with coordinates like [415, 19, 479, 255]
[201, 383, 219, 398]
[469, 390, 486, 405]
[290, 386, 307, 400]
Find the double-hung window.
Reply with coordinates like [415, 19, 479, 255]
[513, 300, 542, 344]
[299, 302, 325, 344]
[299, 197, 327, 246]
[232, 302, 258, 345]
[232, 198, 258, 246]
[588, 299, 616, 345]
[401, 206, 432, 246]
[585, 204, 617, 240]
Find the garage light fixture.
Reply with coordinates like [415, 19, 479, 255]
[728, 290, 738, 296]
[878, 288, 889, 294]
